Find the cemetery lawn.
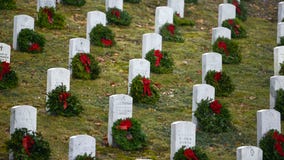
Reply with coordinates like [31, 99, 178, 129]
[0, 0, 281, 159]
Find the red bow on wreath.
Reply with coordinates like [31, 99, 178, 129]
[101, 38, 113, 47]
[28, 43, 41, 52]
[214, 72, 222, 82]
[112, 9, 121, 19]
[167, 24, 175, 35]
[43, 8, 53, 24]
[142, 77, 152, 96]
[0, 62, 10, 80]
[184, 148, 198, 160]
[79, 53, 91, 73]
[273, 131, 284, 156]
[119, 119, 132, 130]
[59, 92, 70, 110]
[210, 100, 222, 114]
[22, 135, 35, 156]
[232, 0, 241, 14]
[217, 41, 229, 56]
[154, 50, 163, 67]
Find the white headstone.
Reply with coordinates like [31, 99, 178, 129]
[236, 146, 263, 160]
[86, 11, 106, 40]
[0, 43, 11, 63]
[46, 68, 70, 97]
[105, 0, 123, 11]
[278, 2, 284, 23]
[218, 3, 236, 27]
[68, 135, 96, 160]
[274, 46, 284, 75]
[128, 59, 150, 94]
[270, 76, 284, 108]
[37, 0, 56, 11]
[170, 121, 196, 160]
[167, 0, 184, 18]
[192, 84, 215, 125]
[277, 22, 284, 44]
[257, 109, 281, 146]
[211, 27, 231, 44]
[68, 38, 90, 70]
[108, 94, 133, 146]
[155, 6, 174, 33]
[10, 105, 37, 134]
[13, 15, 34, 50]
[142, 33, 162, 59]
[202, 52, 222, 84]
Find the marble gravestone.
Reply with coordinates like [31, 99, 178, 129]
[277, 22, 284, 44]
[68, 135, 96, 160]
[202, 52, 222, 84]
[68, 38, 90, 71]
[218, 3, 236, 27]
[211, 27, 231, 44]
[278, 2, 284, 23]
[86, 11, 106, 40]
[105, 0, 123, 11]
[37, 0, 56, 11]
[269, 76, 284, 108]
[273, 46, 284, 75]
[142, 33, 162, 59]
[167, 0, 184, 18]
[0, 43, 11, 63]
[155, 6, 174, 33]
[13, 15, 34, 50]
[236, 146, 263, 160]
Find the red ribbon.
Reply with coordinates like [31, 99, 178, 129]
[43, 8, 53, 24]
[184, 148, 198, 160]
[111, 9, 121, 19]
[101, 38, 113, 47]
[0, 62, 10, 80]
[154, 50, 163, 67]
[22, 135, 35, 156]
[59, 92, 70, 110]
[217, 41, 229, 56]
[176, 13, 180, 17]
[28, 43, 41, 52]
[232, 0, 241, 14]
[210, 100, 222, 114]
[167, 24, 175, 35]
[214, 72, 222, 82]
[142, 77, 152, 96]
[79, 53, 91, 73]
[119, 119, 132, 130]
[273, 131, 284, 156]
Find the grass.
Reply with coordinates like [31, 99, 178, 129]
[0, 0, 283, 159]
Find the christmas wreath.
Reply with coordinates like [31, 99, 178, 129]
[279, 63, 284, 75]
[46, 85, 83, 117]
[106, 8, 132, 26]
[173, 13, 195, 26]
[37, 7, 66, 29]
[222, 19, 247, 38]
[0, 0, 16, 10]
[212, 37, 241, 64]
[0, 61, 18, 90]
[205, 70, 235, 97]
[228, 0, 247, 21]
[173, 146, 209, 160]
[112, 118, 147, 151]
[259, 129, 284, 160]
[17, 28, 46, 53]
[145, 49, 174, 74]
[89, 24, 115, 47]
[185, 0, 198, 4]
[275, 89, 284, 120]
[130, 75, 160, 105]
[71, 53, 100, 80]
[61, 0, 86, 7]
[194, 98, 232, 133]
[5, 128, 51, 160]
[159, 23, 184, 43]
[75, 153, 95, 160]
[279, 37, 284, 46]
[124, 0, 140, 3]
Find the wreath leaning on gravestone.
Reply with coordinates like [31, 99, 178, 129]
[17, 28, 46, 53]
[61, 0, 86, 7]
[106, 8, 132, 26]
[205, 70, 235, 97]
[46, 85, 83, 117]
[194, 98, 232, 133]
[145, 49, 174, 74]
[0, 0, 16, 10]
[228, 0, 247, 21]
[173, 146, 209, 160]
[112, 118, 147, 151]
[71, 53, 100, 80]
[259, 129, 284, 160]
[222, 19, 247, 38]
[275, 89, 284, 120]
[159, 23, 184, 43]
[5, 128, 51, 160]
[37, 7, 66, 29]
[212, 37, 241, 64]
[75, 153, 96, 160]
[130, 75, 160, 105]
[0, 61, 18, 90]
[89, 24, 115, 47]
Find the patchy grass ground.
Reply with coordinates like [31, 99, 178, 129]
[0, 0, 283, 159]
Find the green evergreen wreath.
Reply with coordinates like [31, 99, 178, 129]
[173, 146, 209, 160]
[37, 7, 66, 29]
[228, 0, 247, 21]
[124, 0, 141, 3]
[17, 28, 46, 53]
[112, 118, 147, 151]
[61, 0, 86, 7]
[106, 8, 132, 26]
[75, 153, 95, 160]
[46, 85, 83, 117]
[279, 37, 284, 46]
[205, 70, 235, 97]
[279, 63, 284, 75]
[212, 37, 241, 64]
[5, 128, 51, 160]
[259, 129, 284, 160]
[0, 61, 18, 90]
[222, 19, 247, 38]
[145, 49, 174, 74]
[185, 0, 198, 4]
[194, 98, 232, 133]
[89, 24, 115, 47]
[71, 53, 100, 80]
[0, 0, 16, 10]
[130, 75, 160, 105]
[159, 23, 184, 43]
[173, 13, 195, 26]
[275, 89, 284, 120]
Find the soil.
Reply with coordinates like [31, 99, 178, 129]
[247, 0, 280, 22]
